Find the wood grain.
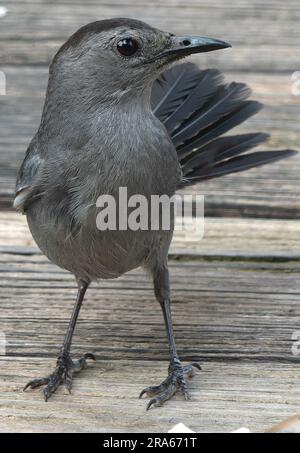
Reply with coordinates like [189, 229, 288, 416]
[0, 213, 299, 432]
[1, 0, 300, 70]
[1, 359, 300, 433]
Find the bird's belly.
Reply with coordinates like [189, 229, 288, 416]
[26, 195, 174, 282]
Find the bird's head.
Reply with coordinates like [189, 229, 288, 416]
[51, 18, 230, 103]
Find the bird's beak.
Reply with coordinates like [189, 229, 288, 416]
[168, 35, 231, 56]
[149, 35, 231, 63]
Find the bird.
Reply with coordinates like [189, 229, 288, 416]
[14, 18, 296, 409]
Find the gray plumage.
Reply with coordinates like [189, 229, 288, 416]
[15, 18, 297, 408]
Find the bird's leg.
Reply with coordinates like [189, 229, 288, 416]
[140, 265, 200, 410]
[24, 279, 95, 401]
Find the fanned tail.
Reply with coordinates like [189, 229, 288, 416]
[151, 63, 297, 187]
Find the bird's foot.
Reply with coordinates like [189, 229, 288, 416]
[139, 359, 201, 410]
[23, 349, 96, 401]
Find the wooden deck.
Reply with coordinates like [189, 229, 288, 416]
[0, 0, 300, 433]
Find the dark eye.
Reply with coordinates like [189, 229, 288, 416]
[117, 38, 139, 57]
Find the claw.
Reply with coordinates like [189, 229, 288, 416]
[139, 389, 147, 399]
[43, 387, 51, 402]
[146, 395, 166, 410]
[83, 353, 96, 361]
[74, 353, 96, 372]
[146, 399, 156, 411]
[191, 362, 202, 370]
[23, 377, 49, 391]
[139, 381, 168, 399]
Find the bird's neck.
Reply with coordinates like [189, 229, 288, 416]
[38, 74, 154, 147]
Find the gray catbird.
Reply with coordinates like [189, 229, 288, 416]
[14, 18, 296, 409]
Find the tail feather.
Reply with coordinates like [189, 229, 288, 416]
[183, 150, 297, 187]
[151, 63, 297, 187]
[176, 100, 263, 159]
[172, 82, 251, 145]
[182, 132, 270, 175]
[214, 133, 270, 161]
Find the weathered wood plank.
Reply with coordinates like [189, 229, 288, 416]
[1, 0, 300, 71]
[1, 358, 300, 433]
[0, 214, 299, 432]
